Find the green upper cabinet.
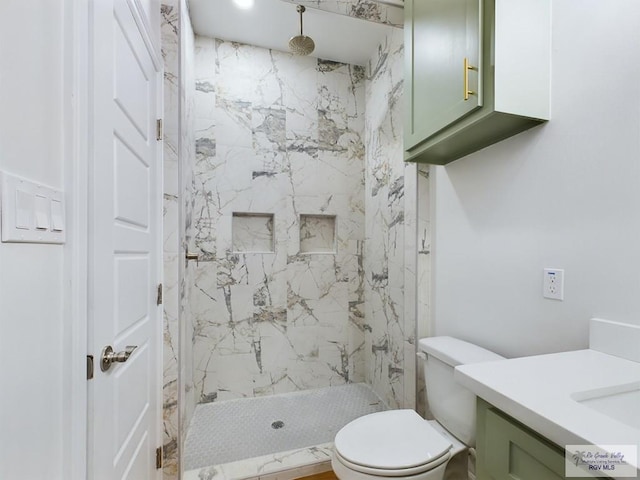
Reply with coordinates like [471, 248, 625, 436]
[404, 0, 551, 165]
[405, 0, 482, 149]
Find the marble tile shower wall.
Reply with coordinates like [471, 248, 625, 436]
[160, 4, 424, 478]
[179, 0, 197, 469]
[416, 165, 430, 417]
[161, 5, 180, 477]
[161, 2, 196, 479]
[363, 28, 417, 409]
[191, 36, 368, 402]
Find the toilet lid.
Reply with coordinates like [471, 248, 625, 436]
[334, 410, 452, 470]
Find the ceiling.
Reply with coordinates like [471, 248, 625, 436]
[187, 0, 400, 66]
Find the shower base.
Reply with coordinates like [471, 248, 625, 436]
[183, 383, 386, 480]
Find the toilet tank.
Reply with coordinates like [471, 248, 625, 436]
[418, 336, 504, 447]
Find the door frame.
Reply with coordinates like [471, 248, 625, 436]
[63, 0, 164, 478]
[63, 0, 89, 478]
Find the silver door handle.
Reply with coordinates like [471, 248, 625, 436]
[100, 345, 137, 372]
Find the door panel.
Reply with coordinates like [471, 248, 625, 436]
[122, 434, 152, 479]
[114, 39, 151, 137]
[114, 345, 150, 450]
[115, 257, 150, 333]
[114, 138, 151, 228]
[89, 0, 161, 478]
[405, 0, 482, 149]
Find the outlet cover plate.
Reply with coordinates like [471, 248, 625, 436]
[543, 268, 564, 300]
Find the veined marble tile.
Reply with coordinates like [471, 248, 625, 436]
[402, 162, 418, 410]
[415, 165, 430, 416]
[191, 32, 368, 403]
[183, 443, 333, 480]
[232, 213, 275, 253]
[215, 98, 253, 148]
[363, 27, 415, 409]
[299, 215, 336, 253]
[318, 62, 363, 117]
[162, 17, 436, 480]
[281, 0, 404, 28]
[163, 194, 180, 255]
[185, 31, 427, 474]
[317, 150, 365, 196]
[287, 151, 321, 197]
[163, 1, 199, 478]
[253, 106, 287, 153]
[214, 41, 268, 103]
[162, 4, 180, 140]
[194, 36, 216, 79]
[287, 256, 342, 300]
[162, 4, 181, 479]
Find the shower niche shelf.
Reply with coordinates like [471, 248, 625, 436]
[299, 214, 336, 254]
[232, 212, 275, 253]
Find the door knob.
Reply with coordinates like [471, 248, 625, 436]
[100, 345, 137, 372]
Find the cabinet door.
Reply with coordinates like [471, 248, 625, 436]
[484, 409, 566, 480]
[405, 0, 482, 150]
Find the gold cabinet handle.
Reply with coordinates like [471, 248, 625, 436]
[464, 57, 476, 101]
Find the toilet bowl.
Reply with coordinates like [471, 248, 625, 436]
[331, 337, 504, 480]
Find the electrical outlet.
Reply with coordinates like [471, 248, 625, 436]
[543, 268, 564, 300]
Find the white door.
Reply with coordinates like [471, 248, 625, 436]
[88, 0, 162, 478]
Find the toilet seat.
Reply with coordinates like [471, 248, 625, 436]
[333, 449, 450, 477]
[333, 410, 452, 476]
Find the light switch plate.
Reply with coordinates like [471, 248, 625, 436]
[0, 171, 65, 244]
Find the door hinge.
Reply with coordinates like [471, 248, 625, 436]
[87, 355, 94, 380]
[156, 118, 163, 141]
[156, 446, 163, 469]
[157, 283, 163, 305]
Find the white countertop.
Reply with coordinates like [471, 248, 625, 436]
[455, 349, 640, 474]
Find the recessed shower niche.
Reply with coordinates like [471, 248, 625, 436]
[299, 214, 336, 254]
[232, 212, 275, 253]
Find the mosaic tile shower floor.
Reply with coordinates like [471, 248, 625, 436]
[184, 383, 386, 471]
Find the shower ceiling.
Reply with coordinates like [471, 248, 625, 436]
[187, 0, 399, 65]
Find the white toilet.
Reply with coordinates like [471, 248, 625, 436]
[331, 336, 504, 480]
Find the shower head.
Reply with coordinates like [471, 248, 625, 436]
[289, 34, 315, 56]
[289, 5, 315, 56]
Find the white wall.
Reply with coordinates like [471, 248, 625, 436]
[432, 0, 640, 358]
[0, 1, 65, 478]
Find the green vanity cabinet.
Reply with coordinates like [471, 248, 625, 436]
[404, 0, 551, 165]
[476, 399, 592, 480]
